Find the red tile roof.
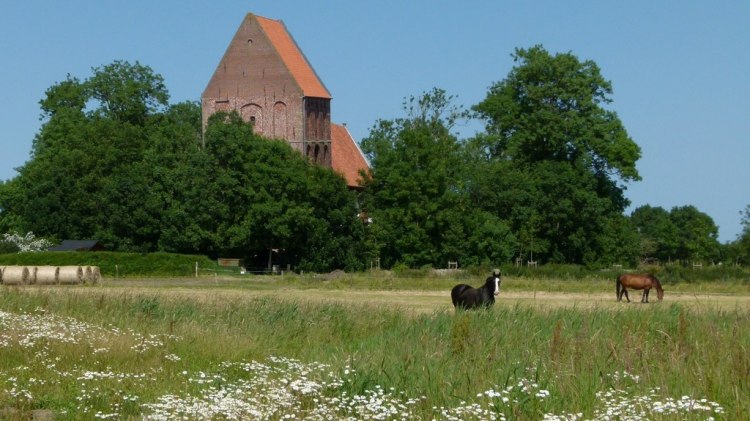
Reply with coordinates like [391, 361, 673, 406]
[255, 15, 331, 99]
[331, 123, 370, 188]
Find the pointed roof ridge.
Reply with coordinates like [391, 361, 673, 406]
[253, 13, 331, 99]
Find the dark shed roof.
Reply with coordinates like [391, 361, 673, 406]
[48, 240, 104, 252]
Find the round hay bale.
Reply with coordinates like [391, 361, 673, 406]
[2, 266, 30, 285]
[27, 266, 37, 284]
[58, 266, 83, 285]
[84, 266, 101, 284]
[35, 266, 60, 285]
[0, 266, 4, 284]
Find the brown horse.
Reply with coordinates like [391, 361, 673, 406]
[616, 273, 664, 303]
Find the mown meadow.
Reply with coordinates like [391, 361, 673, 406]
[1, 273, 747, 420]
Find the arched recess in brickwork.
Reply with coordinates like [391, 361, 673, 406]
[241, 103, 263, 133]
[314, 144, 321, 164]
[322, 144, 330, 166]
[272, 101, 287, 140]
[307, 144, 318, 162]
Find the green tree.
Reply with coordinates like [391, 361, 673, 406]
[473, 46, 641, 180]
[6, 61, 364, 271]
[361, 89, 515, 268]
[630, 205, 680, 263]
[728, 204, 750, 264]
[471, 46, 642, 265]
[144, 101, 214, 254]
[85, 61, 169, 124]
[596, 213, 641, 267]
[669, 205, 720, 263]
[300, 165, 367, 271]
[202, 112, 364, 271]
[12, 61, 171, 250]
[0, 179, 26, 234]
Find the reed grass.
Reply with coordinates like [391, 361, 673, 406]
[0, 286, 745, 419]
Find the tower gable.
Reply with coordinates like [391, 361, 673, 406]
[202, 13, 330, 146]
[201, 12, 368, 189]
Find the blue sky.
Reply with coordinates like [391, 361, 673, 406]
[1, 1, 748, 242]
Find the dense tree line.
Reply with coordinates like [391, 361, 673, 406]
[1, 48, 746, 270]
[0, 61, 363, 271]
[631, 205, 722, 264]
[727, 204, 750, 265]
[359, 89, 516, 268]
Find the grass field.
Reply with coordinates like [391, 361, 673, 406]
[0, 274, 747, 420]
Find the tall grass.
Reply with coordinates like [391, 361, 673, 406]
[0, 287, 744, 419]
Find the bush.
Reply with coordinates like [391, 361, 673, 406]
[1, 231, 52, 252]
[0, 251, 220, 278]
[0, 240, 19, 254]
[657, 263, 749, 284]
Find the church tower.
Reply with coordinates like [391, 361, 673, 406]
[203, 13, 367, 178]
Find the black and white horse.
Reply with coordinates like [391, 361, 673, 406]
[451, 271, 501, 309]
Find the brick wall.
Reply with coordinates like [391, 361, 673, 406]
[202, 14, 307, 153]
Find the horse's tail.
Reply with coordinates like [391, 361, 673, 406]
[615, 275, 622, 299]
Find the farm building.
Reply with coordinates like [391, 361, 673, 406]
[48, 240, 105, 252]
[202, 12, 369, 189]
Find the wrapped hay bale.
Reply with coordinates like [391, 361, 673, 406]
[84, 266, 101, 284]
[58, 266, 83, 285]
[35, 266, 60, 285]
[2, 266, 30, 285]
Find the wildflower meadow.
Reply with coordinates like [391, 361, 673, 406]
[0, 281, 744, 420]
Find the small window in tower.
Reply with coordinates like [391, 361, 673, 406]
[247, 39, 253, 46]
[250, 116, 256, 125]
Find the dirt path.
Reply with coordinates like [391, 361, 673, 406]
[244, 289, 750, 313]
[31, 280, 750, 314]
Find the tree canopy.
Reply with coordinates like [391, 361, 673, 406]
[360, 89, 515, 268]
[198, 112, 365, 271]
[468, 46, 642, 265]
[1, 61, 364, 271]
[0, 50, 734, 270]
[730, 205, 750, 264]
[631, 204, 721, 264]
[473, 46, 641, 182]
[630, 205, 680, 262]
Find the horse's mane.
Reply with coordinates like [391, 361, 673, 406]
[649, 274, 663, 289]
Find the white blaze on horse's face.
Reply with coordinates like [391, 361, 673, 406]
[493, 276, 501, 295]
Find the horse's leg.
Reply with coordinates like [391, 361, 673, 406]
[623, 288, 630, 302]
[643, 288, 649, 303]
[616, 279, 621, 302]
